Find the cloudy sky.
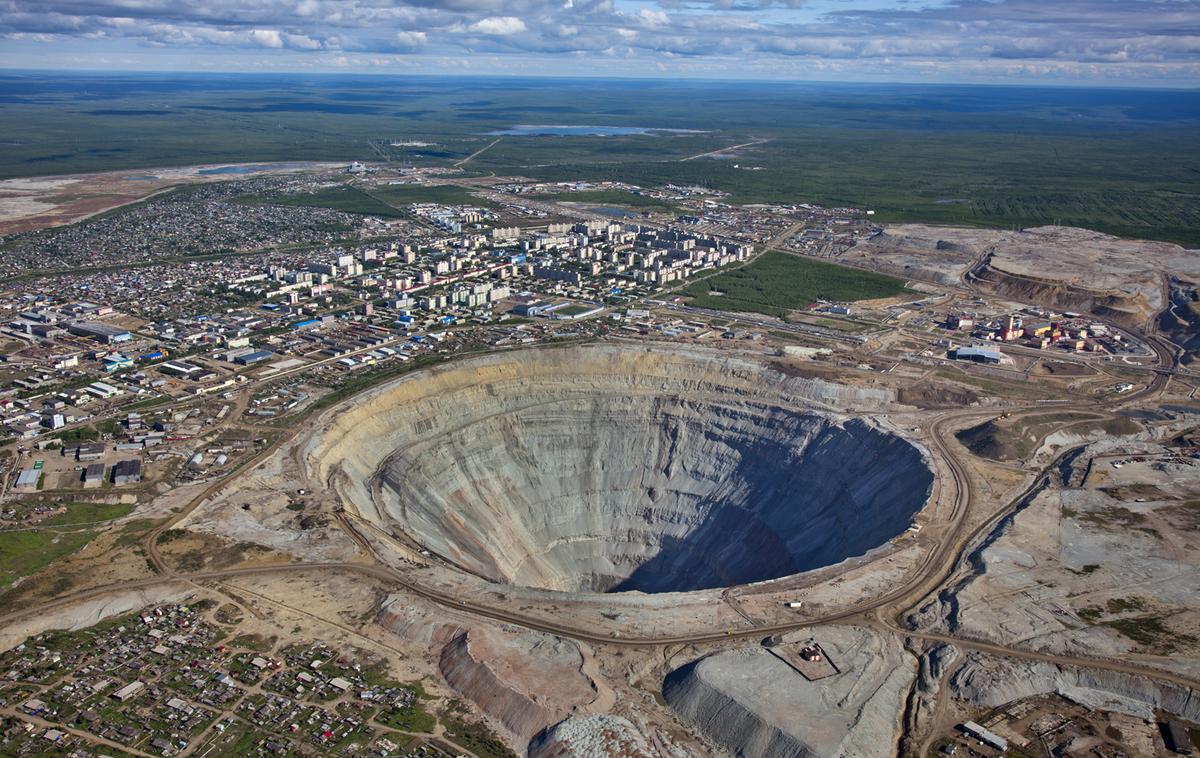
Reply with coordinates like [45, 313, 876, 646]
[1, 0, 1198, 85]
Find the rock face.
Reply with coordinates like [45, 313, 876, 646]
[908, 434, 1200, 676]
[951, 652, 1200, 722]
[529, 715, 662, 758]
[663, 626, 916, 758]
[306, 345, 932, 593]
[437, 626, 597, 743]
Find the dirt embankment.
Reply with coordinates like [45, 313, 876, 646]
[968, 254, 1152, 328]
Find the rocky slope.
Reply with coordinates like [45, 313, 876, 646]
[951, 652, 1200, 722]
[529, 715, 664, 758]
[663, 625, 915, 757]
[438, 626, 598, 743]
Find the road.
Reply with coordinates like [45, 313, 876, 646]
[0, 328, 1191, 758]
[679, 138, 768, 162]
[0, 290, 1187, 667]
[454, 138, 501, 168]
[0, 195, 1192, 751]
[1, 707, 158, 757]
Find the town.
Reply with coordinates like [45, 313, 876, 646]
[0, 600, 489, 757]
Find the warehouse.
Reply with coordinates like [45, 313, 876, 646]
[159, 360, 202, 377]
[14, 469, 40, 490]
[952, 345, 1002, 364]
[960, 721, 1007, 752]
[74, 442, 106, 462]
[112, 459, 142, 485]
[234, 350, 274, 366]
[83, 463, 105, 488]
[85, 382, 123, 399]
[67, 322, 132, 344]
[111, 681, 144, 702]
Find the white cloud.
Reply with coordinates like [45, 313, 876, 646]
[249, 29, 282, 48]
[466, 16, 527, 35]
[637, 9, 670, 27]
[395, 30, 427, 48]
[0, 0, 1197, 83]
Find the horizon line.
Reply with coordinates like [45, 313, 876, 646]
[2, 66, 1198, 92]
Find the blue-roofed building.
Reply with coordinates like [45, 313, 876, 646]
[102, 354, 134, 372]
[234, 350, 273, 366]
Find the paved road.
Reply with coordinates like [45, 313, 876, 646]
[680, 138, 768, 162]
[454, 138, 501, 168]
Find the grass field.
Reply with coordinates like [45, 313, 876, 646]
[369, 183, 495, 207]
[250, 185, 406, 218]
[554, 303, 597, 317]
[683, 251, 909, 317]
[0, 529, 95, 589]
[38, 502, 134, 526]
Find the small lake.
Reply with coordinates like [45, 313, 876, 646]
[199, 165, 275, 175]
[197, 162, 310, 175]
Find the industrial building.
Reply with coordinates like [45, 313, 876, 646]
[73, 443, 106, 462]
[959, 721, 1007, 752]
[234, 350, 274, 366]
[951, 345, 1002, 364]
[14, 469, 40, 490]
[83, 463, 105, 488]
[67, 322, 132, 344]
[112, 459, 143, 485]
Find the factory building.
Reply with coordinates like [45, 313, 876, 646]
[83, 463, 105, 488]
[112, 459, 142, 485]
[72, 443, 107, 462]
[959, 721, 1008, 752]
[233, 350, 274, 366]
[952, 345, 1002, 364]
[14, 469, 40, 490]
[67, 322, 132, 344]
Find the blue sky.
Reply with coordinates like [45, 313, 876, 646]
[1, 0, 1198, 85]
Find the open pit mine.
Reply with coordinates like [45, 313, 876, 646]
[49, 331, 1191, 758]
[304, 344, 934, 595]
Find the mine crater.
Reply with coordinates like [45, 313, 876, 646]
[308, 346, 934, 594]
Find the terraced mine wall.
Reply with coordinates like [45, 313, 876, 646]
[305, 345, 933, 593]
